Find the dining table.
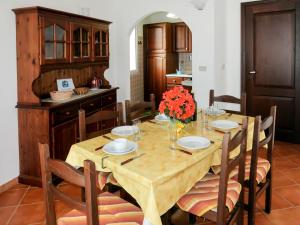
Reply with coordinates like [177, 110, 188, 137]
[65, 113, 264, 225]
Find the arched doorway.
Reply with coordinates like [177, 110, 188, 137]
[129, 11, 192, 106]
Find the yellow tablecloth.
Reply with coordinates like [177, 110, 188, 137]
[66, 114, 260, 225]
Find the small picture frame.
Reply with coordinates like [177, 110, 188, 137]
[57, 78, 75, 91]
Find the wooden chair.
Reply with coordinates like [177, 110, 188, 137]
[125, 94, 156, 125]
[176, 117, 248, 225]
[209, 89, 247, 115]
[78, 104, 123, 191]
[39, 143, 143, 225]
[78, 102, 123, 142]
[234, 106, 276, 225]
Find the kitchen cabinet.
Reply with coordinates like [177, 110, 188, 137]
[166, 76, 192, 92]
[13, 6, 116, 186]
[173, 22, 192, 53]
[93, 27, 109, 61]
[39, 16, 70, 64]
[52, 119, 78, 161]
[71, 23, 92, 62]
[144, 23, 178, 106]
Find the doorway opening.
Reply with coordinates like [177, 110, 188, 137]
[129, 11, 193, 106]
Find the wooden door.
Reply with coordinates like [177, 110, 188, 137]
[242, 1, 300, 141]
[144, 23, 172, 54]
[52, 120, 77, 160]
[144, 54, 166, 106]
[173, 23, 190, 53]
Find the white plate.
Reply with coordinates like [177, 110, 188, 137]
[206, 107, 226, 116]
[111, 126, 138, 137]
[103, 140, 137, 155]
[177, 136, 211, 150]
[155, 114, 170, 122]
[210, 120, 239, 130]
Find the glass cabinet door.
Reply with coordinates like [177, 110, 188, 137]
[40, 16, 69, 64]
[71, 24, 91, 61]
[93, 27, 109, 60]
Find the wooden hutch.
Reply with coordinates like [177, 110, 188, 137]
[13, 6, 117, 186]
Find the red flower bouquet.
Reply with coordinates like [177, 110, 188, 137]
[159, 86, 195, 123]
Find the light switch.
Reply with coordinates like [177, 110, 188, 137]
[198, 66, 207, 71]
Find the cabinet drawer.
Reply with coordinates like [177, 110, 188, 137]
[52, 104, 79, 125]
[166, 77, 183, 85]
[101, 92, 116, 106]
[81, 97, 101, 114]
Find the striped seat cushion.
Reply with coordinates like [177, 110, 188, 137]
[177, 174, 241, 217]
[230, 155, 270, 184]
[57, 192, 144, 225]
[96, 172, 120, 190]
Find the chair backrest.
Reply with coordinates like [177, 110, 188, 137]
[249, 105, 277, 185]
[39, 143, 99, 225]
[125, 93, 156, 125]
[209, 89, 247, 115]
[79, 102, 123, 141]
[217, 117, 248, 224]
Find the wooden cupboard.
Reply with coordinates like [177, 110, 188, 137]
[144, 23, 178, 106]
[13, 6, 116, 186]
[173, 22, 192, 53]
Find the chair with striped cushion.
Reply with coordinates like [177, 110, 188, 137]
[245, 106, 276, 225]
[39, 143, 144, 225]
[176, 117, 248, 225]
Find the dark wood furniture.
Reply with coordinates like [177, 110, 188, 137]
[175, 118, 248, 225]
[241, 1, 300, 142]
[143, 23, 178, 106]
[246, 106, 277, 225]
[173, 22, 192, 53]
[13, 7, 117, 187]
[209, 89, 247, 115]
[125, 94, 156, 125]
[166, 76, 192, 91]
[39, 143, 143, 225]
[78, 103, 123, 142]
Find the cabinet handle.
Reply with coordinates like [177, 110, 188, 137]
[90, 103, 94, 106]
[102, 123, 107, 128]
[65, 112, 71, 116]
[108, 97, 112, 100]
[173, 80, 176, 83]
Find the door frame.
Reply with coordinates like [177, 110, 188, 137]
[241, 0, 300, 142]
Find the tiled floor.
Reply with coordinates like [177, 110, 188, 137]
[0, 141, 300, 225]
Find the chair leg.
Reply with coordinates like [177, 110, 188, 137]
[265, 181, 272, 214]
[188, 214, 197, 225]
[161, 211, 173, 225]
[237, 208, 244, 225]
[248, 188, 256, 225]
[80, 187, 86, 202]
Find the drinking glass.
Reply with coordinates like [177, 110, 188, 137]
[132, 119, 141, 141]
[169, 120, 178, 150]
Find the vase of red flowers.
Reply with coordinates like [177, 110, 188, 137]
[159, 86, 195, 149]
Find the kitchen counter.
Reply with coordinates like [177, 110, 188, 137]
[166, 73, 192, 78]
[181, 80, 192, 86]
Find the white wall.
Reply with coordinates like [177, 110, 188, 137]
[0, 0, 259, 185]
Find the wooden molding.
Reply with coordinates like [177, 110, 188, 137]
[0, 178, 18, 194]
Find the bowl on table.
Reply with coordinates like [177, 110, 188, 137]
[73, 87, 89, 95]
[50, 90, 73, 101]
